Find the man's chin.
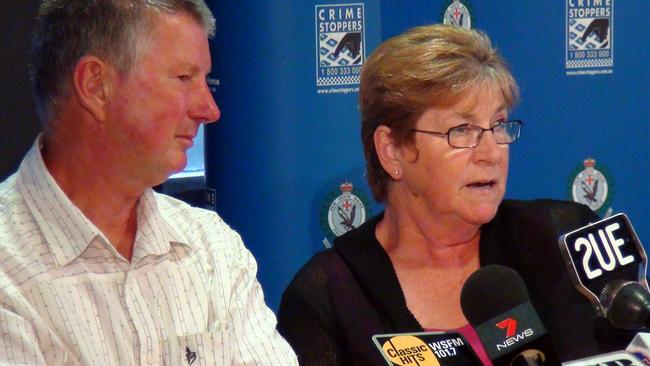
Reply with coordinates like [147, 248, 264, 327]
[169, 156, 189, 174]
[149, 160, 188, 187]
[167, 164, 188, 179]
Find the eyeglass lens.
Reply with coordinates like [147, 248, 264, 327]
[449, 121, 520, 148]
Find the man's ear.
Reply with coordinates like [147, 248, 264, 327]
[374, 125, 403, 180]
[72, 56, 114, 122]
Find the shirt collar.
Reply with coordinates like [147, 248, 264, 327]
[131, 188, 192, 262]
[17, 136, 102, 266]
[17, 136, 192, 266]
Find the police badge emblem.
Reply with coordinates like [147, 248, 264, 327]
[320, 181, 371, 248]
[568, 157, 614, 217]
[442, 0, 473, 29]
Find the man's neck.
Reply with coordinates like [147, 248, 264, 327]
[42, 131, 144, 261]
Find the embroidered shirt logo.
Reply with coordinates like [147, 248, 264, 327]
[185, 346, 197, 365]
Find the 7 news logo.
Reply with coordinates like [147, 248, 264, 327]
[495, 318, 534, 351]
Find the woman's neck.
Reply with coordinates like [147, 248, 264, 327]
[376, 204, 481, 267]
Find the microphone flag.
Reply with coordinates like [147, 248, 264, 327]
[562, 351, 646, 365]
[372, 331, 482, 365]
[627, 332, 650, 364]
[558, 213, 648, 317]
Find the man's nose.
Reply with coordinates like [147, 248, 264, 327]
[190, 82, 220, 124]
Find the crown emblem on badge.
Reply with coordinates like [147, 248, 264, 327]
[340, 182, 353, 193]
[441, 0, 473, 29]
[583, 157, 596, 168]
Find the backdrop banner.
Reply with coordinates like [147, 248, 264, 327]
[205, 0, 649, 311]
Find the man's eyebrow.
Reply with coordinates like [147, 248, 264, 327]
[174, 62, 206, 74]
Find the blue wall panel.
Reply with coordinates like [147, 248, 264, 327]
[206, 0, 649, 311]
[205, 0, 382, 310]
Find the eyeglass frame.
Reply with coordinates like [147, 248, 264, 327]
[410, 120, 523, 149]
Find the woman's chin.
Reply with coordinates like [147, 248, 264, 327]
[464, 203, 500, 225]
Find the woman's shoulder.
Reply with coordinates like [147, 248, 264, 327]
[501, 198, 594, 214]
[284, 249, 344, 295]
[499, 198, 599, 230]
[279, 249, 346, 333]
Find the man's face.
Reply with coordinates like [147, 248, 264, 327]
[106, 13, 220, 187]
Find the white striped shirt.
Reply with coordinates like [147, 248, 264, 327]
[0, 139, 298, 365]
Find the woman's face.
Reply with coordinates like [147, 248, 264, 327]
[396, 84, 510, 227]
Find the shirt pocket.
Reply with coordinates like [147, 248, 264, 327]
[138, 258, 213, 336]
[165, 330, 232, 366]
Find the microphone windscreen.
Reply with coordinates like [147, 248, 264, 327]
[600, 280, 650, 329]
[460, 264, 529, 326]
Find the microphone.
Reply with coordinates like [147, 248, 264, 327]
[558, 213, 650, 329]
[562, 332, 650, 365]
[371, 330, 483, 365]
[562, 351, 646, 365]
[460, 265, 560, 366]
[600, 280, 650, 329]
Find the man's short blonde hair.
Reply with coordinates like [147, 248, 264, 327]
[30, 0, 215, 127]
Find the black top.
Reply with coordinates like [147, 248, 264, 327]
[278, 199, 636, 365]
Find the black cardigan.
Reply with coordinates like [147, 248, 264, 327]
[278, 200, 635, 365]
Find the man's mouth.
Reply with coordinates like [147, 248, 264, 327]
[466, 180, 497, 189]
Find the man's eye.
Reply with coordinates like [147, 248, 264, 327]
[178, 75, 191, 82]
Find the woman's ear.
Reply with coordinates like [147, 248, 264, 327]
[72, 55, 114, 123]
[374, 125, 403, 180]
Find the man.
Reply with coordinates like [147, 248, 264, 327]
[0, 1, 297, 364]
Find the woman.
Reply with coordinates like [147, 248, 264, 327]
[278, 24, 632, 365]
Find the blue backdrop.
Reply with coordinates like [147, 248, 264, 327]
[205, 0, 649, 311]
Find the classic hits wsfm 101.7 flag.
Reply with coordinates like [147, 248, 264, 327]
[372, 331, 482, 365]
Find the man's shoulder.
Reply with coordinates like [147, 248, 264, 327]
[152, 191, 244, 250]
[0, 173, 33, 246]
[154, 191, 227, 227]
[0, 173, 19, 207]
[0, 174, 48, 302]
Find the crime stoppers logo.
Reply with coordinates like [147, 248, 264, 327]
[315, 4, 365, 93]
[441, 0, 473, 29]
[381, 336, 440, 366]
[568, 157, 614, 217]
[566, 0, 614, 75]
[320, 182, 370, 248]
